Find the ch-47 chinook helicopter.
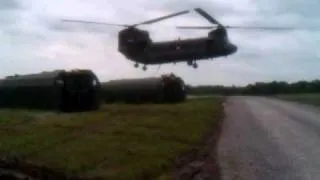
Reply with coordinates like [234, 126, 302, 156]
[61, 8, 294, 71]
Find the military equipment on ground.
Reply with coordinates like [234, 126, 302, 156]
[61, 8, 294, 71]
[0, 69, 101, 112]
[101, 73, 186, 103]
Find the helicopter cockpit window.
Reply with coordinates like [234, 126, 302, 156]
[55, 79, 64, 86]
[181, 83, 186, 91]
[92, 79, 98, 86]
[127, 39, 134, 43]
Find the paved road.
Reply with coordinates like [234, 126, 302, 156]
[218, 96, 320, 180]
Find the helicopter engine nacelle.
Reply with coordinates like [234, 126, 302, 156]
[118, 28, 152, 59]
[208, 26, 228, 43]
[207, 26, 237, 55]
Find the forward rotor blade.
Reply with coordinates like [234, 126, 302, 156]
[133, 10, 190, 26]
[61, 19, 130, 27]
[194, 8, 221, 25]
[176, 26, 214, 29]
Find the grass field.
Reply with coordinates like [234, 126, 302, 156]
[276, 94, 320, 107]
[0, 97, 224, 180]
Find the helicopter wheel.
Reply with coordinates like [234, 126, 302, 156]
[142, 65, 147, 71]
[134, 63, 139, 68]
[192, 62, 198, 69]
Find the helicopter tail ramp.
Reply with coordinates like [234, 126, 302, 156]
[101, 73, 186, 104]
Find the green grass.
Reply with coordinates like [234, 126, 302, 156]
[276, 94, 320, 106]
[0, 97, 224, 180]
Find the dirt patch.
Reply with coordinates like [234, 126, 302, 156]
[0, 156, 98, 180]
[170, 101, 225, 180]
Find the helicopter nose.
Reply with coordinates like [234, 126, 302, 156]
[229, 44, 237, 54]
[224, 43, 237, 55]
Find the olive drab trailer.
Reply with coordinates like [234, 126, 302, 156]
[0, 69, 101, 112]
[101, 73, 186, 103]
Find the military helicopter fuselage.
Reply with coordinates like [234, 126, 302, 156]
[118, 26, 237, 66]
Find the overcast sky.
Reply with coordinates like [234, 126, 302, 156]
[0, 0, 319, 85]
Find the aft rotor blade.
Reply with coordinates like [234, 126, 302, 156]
[225, 25, 296, 30]
[177, 25, 298, 30]
[133, 10, 190, 26]
[61, 19, 131, 27]
[194, 8, 221, 25]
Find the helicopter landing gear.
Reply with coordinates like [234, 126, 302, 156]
[187, 60, 198, 69]
[134, 63, 147, 71]
[192, 62, 198, 69]
[142, 65, 147, 71]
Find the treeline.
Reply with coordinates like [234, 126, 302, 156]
[186, 79, 320, 95]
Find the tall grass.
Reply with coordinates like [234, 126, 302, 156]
[0, 97, 224, 179]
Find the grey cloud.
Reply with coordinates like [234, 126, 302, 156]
[0, 11, 19, 25]
[0, 0, 21, 10]
[257, 0, 320, 17]
[0, 0, 22, 26]
[252, 0, 320, 28]
[0, 0, 319, 85]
